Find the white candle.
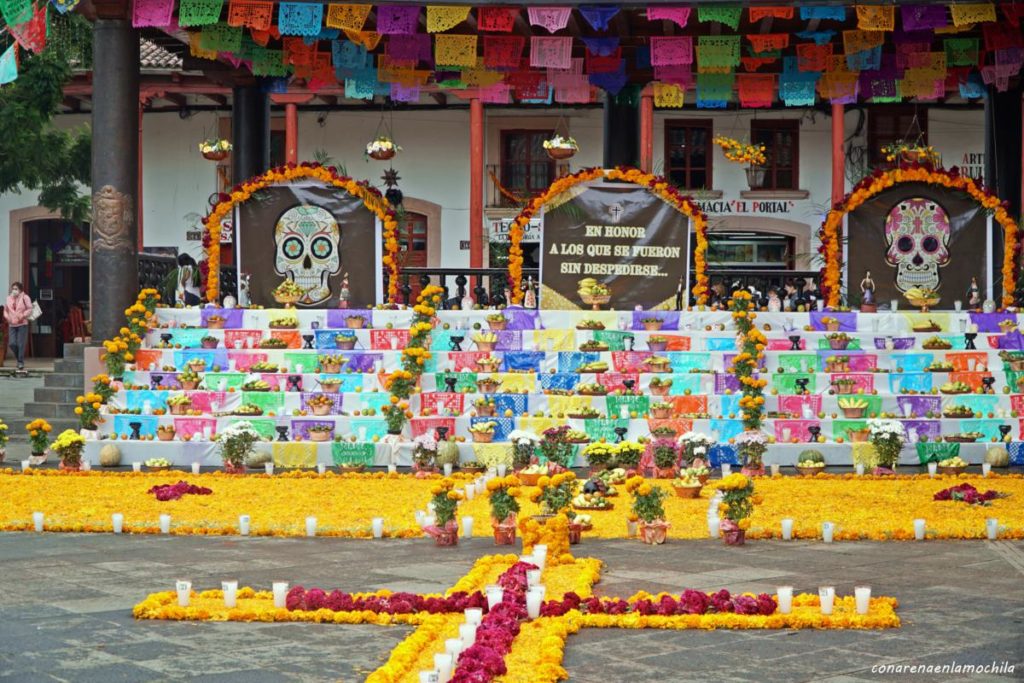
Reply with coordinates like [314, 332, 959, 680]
[781, 428, 792, 442]
[444, 638, 464, 659]
[32, 511, 44, 532]
[628, 520, 639, 537]
[358, 427, 367, 441]
[721, 463, 732, 475]
[159, 514, 171, 534]
[132, 462, 142, 472]
[890, 299, 898, 312]
[20, 460, 30, 471]
[855, 463, 865, 476]
[781, 518, 794, 541]
[239, 514, 251, 535]
[620, 405, 630, 419]
[464, 485, 475, 501]
[419, 671, 439, 683]
[818, 586, 835, 615]
[222, 580, 238, 608]
[913, 518, 926, 541]
[532, 545, 547, 570]
[372, 517, 384, 538]
[474, 478, 486, 495]
[192, 462, 201, 475]
[816, 300, 824, 311]
[770, 463, 780, 476]
[388, 464, 397, 474]
[176, 580, 191, 607]
[458, 623, 477, 646]
[443, 463, 453, 477]
[707, 518, 719, 538]
[265, 462, 275, 475]
[112, 513, 124, 534]
[464, 608, 483, 626]
[317, 463, 327, 475]
[485, 585, 504, 609]
[296, 364, 304, 374]
[82, 460, 91, 471]
[462, 516, 474, 538]
[986, 518, 999, 540]
[821, 521, 834, 543]
[776, 586, 793, 614]
[272, 581, 288, 608]
[415, 510, 425, 526]
[526, 586, 546, 619]
[497, 464, 507, 476]
[927, 462, 937, 477]
[527, 569, 542, 588]
[433, 653, 453, 683]
[305, 516, 317, 537]
[520, 553, 535, 567]
[854, 586, 871, 615]
[954, 300, 962, 312]
[390, 338, 399, 351]
[982, 463, 991, 477]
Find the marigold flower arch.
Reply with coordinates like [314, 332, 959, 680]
[818, 166, 1019, 309]
[507, 167, 709, 306]
[201, 163, 400, 303]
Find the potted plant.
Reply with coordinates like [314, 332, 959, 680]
[469, 421, 497, 443]
[651, 438, 679, 478]
[306, 394, 335, 416]
[881, 140, 941, 167]
[614, 440, 645, 472]
[509, 430, 540, 470]
[735, 431, 768, 476]
[649, 401, 674, 420]
[713, 135, 767, 189]
[848, 426, 871, 443]
[472, 331, 498, 353]
[50, 429, 86, 471]
[410, 433, 438, 472]
[345, 314, 367, 330]
[714, 473, 758, 546]
[795, 449, 826, 475]
[540, 425, 576, 468]
[156, 425, 176, 442]
[217, 421, 261, 473]
[678, 431, 714, 468]
[672, 468, 703, 498]
[382, 400, 410, 437]
[838, 396, 868, 419]
[167, 395, 192, 416]
[486, 313, 508, 331]
[0, 419, 7, 463]
[307, 424, 333, 442]
[198, 138, 232, 161]
[424, 478, 461, 546]
[867, 418, 906, 474]
[101, 337, 130, 379]
[75, 392, 104, 432]
[487, 474, 521, 545]
[318, 354, 346, 374]
[474, 397, 497, 417]
[582, 441, 616, 472]
[366, 136, 401, 161]
[647, 335, 669, 353]
[649, 376, 673, 396]
[827, 332, 852, 350]
[626, 475, 669, 544]
[530, 471, 577, 518]
[641, 316, 664, 332]
[25, 419, 52, 464]
[201, 335, 219, 349]
[543, 134, 578, 160]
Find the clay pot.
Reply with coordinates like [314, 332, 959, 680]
[568, 522, 584, 545]
[157, 430, 175, 442]
[848, 429, 870, 443]
[319, 382, 341, 394]
[206, 319, 225, 329]
[650, 385, 671, 397]
[472, 432, 494, 443]
[673, 484, 702, 498]
[638, 519, 669, 544]
[179, 380, 199, 391]
[169, 404, 189, 416]
[741, 465, 765, 477]
[841, 407, 865, 419]
[201, 340, 218, 349]
[650, 408, 673, 420]
[223, 461, 246, 474]
[475, 404, 496, 417]
[335, 338, 357, 350]
[647, 341, 668, 353]
[643, 322, 663, 332]
[723, 528, 746, 546]
[434, 525, 459, 547]
[493, 521, 516, 545]
[311, 404, 332, 416]
[475, 341, 496, 353]
[346, 318, 366, 329]
[58, 460, 81, 472]
[488, 320, 508, 331]
[309, 430, 331, 442]
[321, 363, 342, 374]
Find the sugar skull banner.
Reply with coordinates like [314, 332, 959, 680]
[846, 182, 991, 306]
[235, 179, 382, 308]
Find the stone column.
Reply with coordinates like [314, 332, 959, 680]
[90, 19, 140, 342]
[232, 84, 271, 186]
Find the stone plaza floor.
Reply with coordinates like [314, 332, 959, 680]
[0, 533, 1022, 682]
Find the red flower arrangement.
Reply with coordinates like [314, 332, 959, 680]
[285, 587, 487, 614]
[147, 481, 213, 501]
[538, 588, 776, 618]
[933, 483, 1004, 506]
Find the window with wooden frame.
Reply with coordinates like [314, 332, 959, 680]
[868, 106, 928, 166]
[500, 130, 556, 195]
[664, 119, 712, 190]
[750, 119, 799, 191]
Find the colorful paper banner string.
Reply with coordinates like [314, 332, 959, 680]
[737, 72, 774, 107]
[49, 0, 80, 14]
[480, 36, 523, 67]
[846, 45, 882, 70]
[649, 36, 692, 66]
[983, 24, 1024, 52]
[0, 0, 32, 26]
[588, 63, 627, 94]
[377, 4, 419, 34]
[343, 28, 381, 49]
[278, 2, 323, 36]
[843, 29, 885, 55]
[530, 35, 572, 69]
[748, 6, 792, 22]
[580, 36, 618, 56]
[133, 0, 174, 27]
[9, 4, 46, 52]
[646, 6, 690, 29]
[795, 30, 835, 46]
[697, 5, 741, 30]
[178, 0, 224, 27]
[252, 47, 288, 75]
[652, 81, 684, 107]
[951, 3, 995, 27]
[188, 31, 218, 58]
[696, 72, 733, 108]
[0, 44, 17, 84]
[477, 7, 517, 32]
[818, 70, 858, 103]
[796, 43, 831, 72]
[800, 6, 845, 21]
[901, 4, 947, 31]
[527, 7, 571, 33]
[855, 5, 894, 31]
[390, 82, 420, 102]
[579, 4, 619, 31]
[696, 35, 740, 73]
[325, 4, 369, 31]
[426, 5, 470, 33]
[227, 0, 271, 30]
[944, 37, 979, 66]
[434, 34, 477, 67]
[747, 33, 788, 54]
[1003, 4, 1024, 27]
[585, 47, 621, 74]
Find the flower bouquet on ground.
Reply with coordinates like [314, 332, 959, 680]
[487, 475, 522, 545]
[614, 440, 645, 473]
[26, 419, 52, 462]
[933, 482, 1006, 506]
[411, 433, 438, 473]
[509, 430, 540, 470]
[540, 425, 576, 468]
[650, 438, 679, 478]
[582, 441, 616, 472]
[715, 474, 760, 546]
[626, 475, 669, 544]
[0, 419, 8, 462]
[51, 429, 86, 471]
[75, 392, 104, 431]
[424, 478, 461, 546]
[678, 431, 714, 468]
[216, 421, 261, 473]
[382, 399, 410, 437]
[867, 418, 905, 474]
[735, 431, 768, 476]
[530, 471, 577, 518]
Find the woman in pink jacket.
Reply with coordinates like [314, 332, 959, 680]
[4, 282, 32, 371]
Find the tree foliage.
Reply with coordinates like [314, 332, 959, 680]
[0, 26, 92, 223]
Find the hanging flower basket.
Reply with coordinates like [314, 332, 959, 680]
[745, 166, 767, 189]
[199, 139, 232, 161]
[544, 135, 578, 161]
[366, 137, 401, 161]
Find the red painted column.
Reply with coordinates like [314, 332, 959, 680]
[469, 97, 484, 268]
[831, 102, 845, 207]
[138, 102, 144, 247]
[284, 103, 298, 165]
[639, 86, 654, 173]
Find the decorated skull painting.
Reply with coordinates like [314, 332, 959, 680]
[884, 197, 950, 292]
[274, 205, 341, 305]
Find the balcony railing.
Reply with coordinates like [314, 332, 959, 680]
[386, 267, 540, 309]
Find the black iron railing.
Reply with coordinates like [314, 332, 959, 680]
[386, 267, 540, 309]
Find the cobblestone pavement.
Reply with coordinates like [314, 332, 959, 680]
[0, 534, 1022, 682]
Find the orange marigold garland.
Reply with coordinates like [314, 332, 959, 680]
[201, 163, 401, 304]
[506, 167, 709, 306]
[819, 165, 1019, 309]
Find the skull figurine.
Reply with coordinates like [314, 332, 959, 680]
[884, 197, 950, 292]
[274, 205, 341, 305]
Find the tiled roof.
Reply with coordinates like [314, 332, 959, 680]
[140, 39, 183, 70]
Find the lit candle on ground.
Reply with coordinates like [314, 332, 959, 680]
[239, 514, 251, 536]
[32, 512, 44, 532]
[132, 462, 142, 472]
[112, 513, 124, 534]
[526, 586, 546, 619]
[485, 585, 504, 609]
[913, 518, 926, 541]
[982, 463, 991, 477]
[464, 485, 475, 501]
[464, 608, 483, 626]
[818, 586, 835, 615]
[81, 460, 91, 471]
[781, 518, 794, 541]
[317, 463, 326, 475]
[272, 582, 288, 608]
[176, 580, 191, 607]
[821, 521, 835, 543]
[627, 520, 639, 537]
[433, 653, 453, 682]
[444, 638, 464, 659]
[191, 462, 201, 475]
[707, 518, 719, 538]
[415, 511, 425, 526]
[159, 514, 171, 534]
[855, 463, 864, 476]
[458, 623, 477, 646]
[372, 517, 384, 538]
[721, 463, 732, 475]
[776, 586, 793, 614]
[769, 463, 780, 476]
[443, 463, 453, 477]
[986, 518, 999, 540]
[927, 462, 937, 477]
[854, 586, 871, 615]
[388, 464, 397, 474]
[527, 569, 541, 588]
[265, 462, 274, 475]
[418, 671, 439, 683]
[497, 464, 507, 476]
[20, 460, 29, 471]
[474, 478, 486, 495]
[305, 516, 317, 537]
[462, 516, 474, 538]
[222, 580, 238, 608]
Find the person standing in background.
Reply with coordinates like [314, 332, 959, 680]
[4, 282, 32, 371]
